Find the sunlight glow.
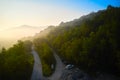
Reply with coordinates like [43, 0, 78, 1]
[0, 0, 85, 29]
[0, 0, 119, 39]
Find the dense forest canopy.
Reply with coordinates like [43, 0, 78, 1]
[0, 40, 33, 80]
[27, 5, 120, 76]
[0, 5, 120, 80]
[44, 5, 120, 76]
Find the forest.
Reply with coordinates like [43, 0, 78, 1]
[45, 5, 120, 76]
[0, 40, 33, 80]
[33, 38, 56, 76]
[0, 5, 120, 79]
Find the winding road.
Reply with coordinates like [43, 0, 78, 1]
[48, 47, 65, 80]
[31, 44, 64, 80]
[30, 44, 120, 80]
[31, 46, 43, 80]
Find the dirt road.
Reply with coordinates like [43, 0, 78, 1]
[48, 47, 65, 80]
[31, 46, 43, 80]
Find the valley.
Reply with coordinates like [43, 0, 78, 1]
[0, 5, 120, 80]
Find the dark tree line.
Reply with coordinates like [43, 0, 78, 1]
[46, 6, 120, 76]
[0, 5, 119, 79]
[0, 40, 33, 80]
[33, 38, 56, 76]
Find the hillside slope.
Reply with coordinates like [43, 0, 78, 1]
[44, 6, 120, 76]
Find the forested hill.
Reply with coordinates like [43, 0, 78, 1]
[39, 5, 120, 76]
[0, 5, 120, 80]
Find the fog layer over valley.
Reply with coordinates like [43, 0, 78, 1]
[0, 5, 120, 80]
[0, 25, 47, 49]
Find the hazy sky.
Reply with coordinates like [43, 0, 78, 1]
[0, 0, 120, 29]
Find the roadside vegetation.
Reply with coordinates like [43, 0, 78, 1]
[46, 6, 120, 76]
[0, 5, 119, 79]
[0, 40, 33, 80]
[33, 38, 56, 77]
[31, 6, 120, 77]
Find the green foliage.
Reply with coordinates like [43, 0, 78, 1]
[33, 38, 56, 76]
[0, 40, 33, 80]
[46, 6, 120, 76]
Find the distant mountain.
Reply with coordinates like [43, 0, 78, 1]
[11, 25, 40, 30]
[0, 25, 47, 49]
[0, 25, 47, 39]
